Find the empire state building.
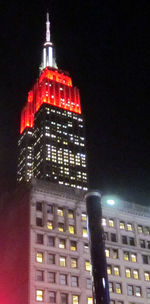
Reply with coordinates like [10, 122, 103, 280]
[17, 13, 88, 191]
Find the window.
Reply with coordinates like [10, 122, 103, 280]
[144, 226, 150, 235]
[82, 213, 87, 221]
[60, 274, 67, 285]
[127, 223, 133, 231]
[104, 232, 108, 240]
[69, 225, 75, 234]
[84, 243, 89, 251]
[144, 272, 150, 281]
[102, 218, 106, 226]
[47, 204, 53, 214]
[109, 219, 114, 227]
[112, 249, 118, 259]
[36, 289, 43, 301]
[105, 249, 110, 258]
[49, 291, 56, 303]
[60, 256, 66, 267]
[110, 301, 115, 304]
[135, 286, 141, 297]
[86, 278, 92, 289]
[107, 265, 112, 275]
[122, 235, 127, 244]
[133, 269, 139, 280]
[47, 220, 53, 230]
[72, 295, 79, 304]
[61, 294, 68, 304]
[111, 233, 116, 242]
[68, 209, 74, 218]
[147, 288, 150, 298]
[140, 239, 145, 248]
[48, 272, 55, 283]
[36, 270, 44, 281]
[143, 255, 148, 264]
[36, 202, 42, 211]
[131, 253, 137, 263]
[116, 283, 121, 294]
[85, 261, 91, 272]
[109, 282, 113, 293]
[128, 285, 133, 296]
[72, 276, 78, 287]
[138, 225, 143, 233]
[48, 236, 54, 246]
[48, 253, 55, 264]
[124, 251, 129, 261]
[147, 241, 150, 249]
[70, 241, 77, 251]
[36, 217, 43, 227]
[58, 223, 64, 232]
[58, 207, 63, 216]
[83, 228, 88, 237]
[71, 258, 77, 268]
[126, 268, 131, 278]
[114, 266, 120, 276]
[129, 237, 135, 246]
[36, 252, 43, 263]
[88, 298, 92, 304]
[120, 221, 125, 229]
[37, 234, 43, 244]
[59, 239, 66, 249]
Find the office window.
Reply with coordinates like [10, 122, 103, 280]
[36, 270, 44, 281]
[131, 253, 137, 263]
[147, 288, 150, 298]
[143, 255, 148, 264]
[47, 220, 53, 230]
[85, 261, 91, 272]
[58, 207, 63, 216]
[36, 202, 42, 211]
[135, 286, 141, 297]
[60, 256, 66, 267]
[112, 249, 118, 259]
[48, 236, 54, 246]
[83, 228, 88, 238]
[129, 237, 135, 246]
[144, 272, 150, 281]
[114, 266, 120, 276]
[69, 225, 75, 234]
[116, 283, 121, 294]
[60, 274, 67, 285]
[47, 204, 53, 214]
[107, 265, 112, 275]
[49, 291, 56, 303]
[71, 258, 77, 268]
[48, 272, 55, 283]
[128, 285, 133, 296]
[37, 234, 43, 244]
[102, 218, 106, 226]
[144, 226, 150, 235]
[104, 232, 108, 240]
[109, 282, 113, 293]
[138, 225, 143, 233]
[72, 276, 78, 287]
[140, 239, 145, 248]
[110, 301, 115, 304]
[58, 223, 64, 232]
[84, 243, 89, 250]
[88, 298, 92, 304]
[36, 217, 43, 227]
[36, 252, 43, 263]
[48, 253, 55, 264]
[124, 251, 129, 261]
[133, 269, 139, 280]
[61, 294, 68, 304]
[72, 295, 79, 304]
[70, 241, 77, 251]
[109, 219, 114, 227]
[147, 241, 150, 249]
[111, 233, 117, 242]
[122, 235, 127, 244]
[68, 209, 74, 218]
[86, 278, 92, 289]
[127, 223, 132, 231]
[36, 289, 43, 301]
[105, 248, 110, 258]
[120, 221, 125, 229]
[59, 239, 66, 249]
[82, 212, 87, 221]
[125, 268, 131, 278]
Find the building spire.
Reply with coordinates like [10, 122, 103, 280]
[46, 12, 50, 42]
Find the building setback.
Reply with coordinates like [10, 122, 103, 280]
[1, 180, 150, 304]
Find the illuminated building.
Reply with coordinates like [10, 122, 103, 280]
[1, 181, 150, 304]
[17, 13, 87, 190]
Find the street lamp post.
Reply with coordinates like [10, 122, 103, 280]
[85, 191, 110, 304]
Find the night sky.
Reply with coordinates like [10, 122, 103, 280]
[0, 1, 150, 205]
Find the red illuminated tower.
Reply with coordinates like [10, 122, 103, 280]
[17, 14, 88, 190]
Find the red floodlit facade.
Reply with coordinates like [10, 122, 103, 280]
[20, 67, 81, 134]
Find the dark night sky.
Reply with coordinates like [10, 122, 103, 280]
[0, 0, 150, 205]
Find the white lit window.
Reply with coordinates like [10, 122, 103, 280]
[36, 290, 43, 301]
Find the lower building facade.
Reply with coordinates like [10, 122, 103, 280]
[1, 180, 150, 304]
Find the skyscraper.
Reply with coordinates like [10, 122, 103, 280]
[17, 13, 88, 191]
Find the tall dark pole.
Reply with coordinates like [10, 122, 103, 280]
[85, 191, 110, 304]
